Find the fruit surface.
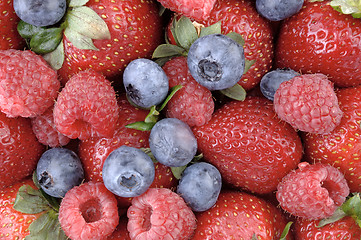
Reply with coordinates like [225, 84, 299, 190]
[256, 0, 304, 21]
[275, 0, 361, 87]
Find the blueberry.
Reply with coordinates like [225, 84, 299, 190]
[187, 34, 245, 91]
[13, 0, 67, 27]
[256, 0, 304, 21]
[102, 146, 155, 198]
[177, 162, 222, 212]
[260, 68, 299, 101]
[149, 118, 197, 167]
[36, 148, 84, 198]
[123, 58, 169, 109]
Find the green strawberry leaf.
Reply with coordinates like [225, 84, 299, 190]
[30, 28, 63, 54]
[17, 20, 45, 39]
[64, 28, 98, 50]
[157, 85, 183, 112]
[225, 32, 245, 47]
[13, 185, 51, 214]
[330, 0, 361, 18]
[174, 16, 198, 50]
[341, 193, 361, 218]
[69, 0, 90, 7]
[141, 148, 158, 163]
[125, 121, 156, 131]
[199, 21, 222, 38]
[244, 59, 256, 75]
[171, 165, 188, 180]
[145, 105, 160, 123]
[317, 208, 348, 227]
[152, 44, 187, 59]
[43, 41, 65, 70]
[279, 222, 293, 240]
[220, 84, 247, 101]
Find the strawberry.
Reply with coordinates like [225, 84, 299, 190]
[275, 0, 361, 88]
[302, 84, 361, 193]
[0, 0, 25, 50]
[57, 0, 164, 85]
[0, 112, 45, 189]
[193, 96, 303, 194]
[192, 190, 292, 239]
[107, 216, 131, 240]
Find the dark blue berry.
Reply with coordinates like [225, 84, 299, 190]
[187, 34, 245, 91]
[123, 58, 169, 109]
[177, 162, 222, 212]
[256, 0, 304, 21]
[260, 68, 299, 101]
[36, 148, 84, 198]
[102, 146, 155, 198]
[149, 118, 197, 167]
[13, 0, 67, 27]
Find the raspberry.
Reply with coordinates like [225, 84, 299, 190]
[54, 69, 119, 140]
[163, 56, 214, 127]
[31, 107, 70, 147]
[273, 73, 343, 134]
[58, 182, 119, 240]
[276, 162, 350, 220]
[127, 188, 197, 239]
[0, 49, 60, 118]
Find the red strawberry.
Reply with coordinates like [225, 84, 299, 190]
[275, 0, 361, 88]
[0, 112, 44, 189]
[303, 85, 361, 193]
[0, 0, 25, 50]
[162, 56, 214, 127]
[192, 190, 292, 239]
[57, 0, 163, 85]
[107, 216, 131, 240]
[193, 96, 303, 194]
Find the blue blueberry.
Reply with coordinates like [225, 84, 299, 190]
[256, 0, 304, 21]
[260, 68, 300, 101]
[123, 58, 169, 109]
[13, 0, 67, 27]
[177, 162, 222, 212]
[102, 146, 155, 198]
[36, 148, 84, 198]
[149, 118, 197, 167]
[187, 34, 245, 91]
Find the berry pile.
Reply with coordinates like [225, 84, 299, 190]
[0, 0, 361, 239]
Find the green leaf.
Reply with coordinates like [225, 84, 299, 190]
[145, 105, 160, 123]
[199, 21, 222, 38]
[13, 185, 50, 214]
[17, 20, 45, 39]
[69, 0, 90, 7]
[341, 193, 361, 217]
[244, 59, 256, 75]
[140, 148, 158, 163]
[30, 28, 63, 54]
[64, 28, 98, 50]
[225, 32, 245, 47]
[220, 84, 247, 101]
[43, 41, 65, 70]
[317, 208, 348, 227]
[66, 6, 111, 40]
[125, 121, 156, 131]
[330, 0, 361, 18]
[279, 222, 293, 240]
[171, 165, 188, 180]
[157, 85, 183, 112]
[174, 16, 198, 50]
[152, 44, 187, 59]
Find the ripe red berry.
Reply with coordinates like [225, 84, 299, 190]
[276, 162, 350, 220]
[59, 182, 119, 240]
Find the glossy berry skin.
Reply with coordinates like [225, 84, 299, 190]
[303, 85, 361, 193]
[36, 148, 84, 198]
[187, 34, 245, 91]
[197, 0, 274, 90]
[102, 146, 155, 198]
[294, 216, 361, 240]
[127, 188, 197, 240]
[0, 112, 45, 189]
[277, 162, 349, 220]
[256, 0, 304, 21]
[58, 0, 163, 85]
[260, 68, 299, 101]
[193, 96, 303, 194]
[54, 69, 119, 140]
[275, 0, 361, 87]
[13, 0, 66, 27]
[192, 190, 292, 240]
[177, 162, 222, 212]
[59, 182, 119, 240]
[123, 58, 169, 109]
[0, 49, 60, 118]
[274, 73, 343, 135]
[162, 56, 214, 127]
[149, 118, 198, 167]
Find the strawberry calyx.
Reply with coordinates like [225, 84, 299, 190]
[309, 0, 361, 18]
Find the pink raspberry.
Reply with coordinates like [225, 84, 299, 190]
[273, 73, 343, 134]
[127, 188, 197, 240]
[276, 162, 350, 220]
[59, 182, 119, 240]
[31, 107, 70, 147]
[54, 69, 119, 140]
[0, 49, 60, 118]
